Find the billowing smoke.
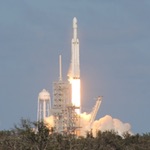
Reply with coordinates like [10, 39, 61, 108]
[92, 115, 132, 136]
[80, 113, 132, 137]
[44, 113, 132, 137]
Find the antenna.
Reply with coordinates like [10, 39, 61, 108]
[59, 55, 62, 81]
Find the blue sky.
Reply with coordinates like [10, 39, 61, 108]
[0, 0, 150, 134]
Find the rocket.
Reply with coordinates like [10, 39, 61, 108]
[71, 17, 80, 79]
[69, 17, 81, 113]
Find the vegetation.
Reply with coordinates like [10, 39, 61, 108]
[0, 119, 150, 150]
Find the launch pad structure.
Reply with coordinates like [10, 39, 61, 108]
[52, 55, 80, 135]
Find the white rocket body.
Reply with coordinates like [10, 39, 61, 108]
[71, 17, 80, 79]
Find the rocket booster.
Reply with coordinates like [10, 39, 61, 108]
[71, 17, 80, 79]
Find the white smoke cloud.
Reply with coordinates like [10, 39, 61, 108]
[79, 112, 91, 136]
[92, 115, 132, 136]
[80, 113, 132, 137]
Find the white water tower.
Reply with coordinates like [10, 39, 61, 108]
[37, 89, 51, 122]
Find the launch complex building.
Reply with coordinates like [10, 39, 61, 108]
[37, 18, 102, 135]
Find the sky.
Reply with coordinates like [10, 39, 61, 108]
[0, 0, 150, 134]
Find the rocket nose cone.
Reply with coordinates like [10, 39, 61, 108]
[73, 17, 77, 23]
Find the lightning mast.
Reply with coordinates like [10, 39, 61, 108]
[59, 55, 62, 81]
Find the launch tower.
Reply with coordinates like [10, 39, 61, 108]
[52, 55, 80, 134]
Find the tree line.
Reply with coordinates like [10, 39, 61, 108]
[0, 119, 149, 150]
